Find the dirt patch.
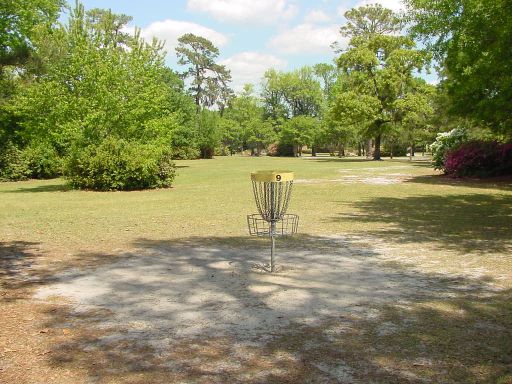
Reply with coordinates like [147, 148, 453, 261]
[30, 236, 510, 383]
[2, 237, 511, 383]
[296, 173, 414, 185]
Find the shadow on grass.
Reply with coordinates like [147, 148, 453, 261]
[17, 235, 510, 383]
[331, 193, 512, 254]
[407, 174, 512, 192]
[0, 182, 71, 193]
[306, 156, 432, 167]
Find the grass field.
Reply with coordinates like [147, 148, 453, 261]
[1, 155, 512, 383]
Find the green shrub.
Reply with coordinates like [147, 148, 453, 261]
[267, 143, 295, 157]
[0, 142, 31, 181]
[23, 142, 62, 179]
[380, 148, 408, 157]
[214, 145, 230, 156]
[66, 138, 176, 191]
[429, 128, 467, 170]
[170, 124, 200, 159]
[171, 146, 200, 160]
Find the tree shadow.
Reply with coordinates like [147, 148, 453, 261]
[0, 241, 122, 302]
[305, 157, 376, 163]
[0, 183, 71, 193]
[330, 193, 512, 254]
[30, 235, 512, 383]
[407, 174, 512, 192]
[306, 157, 433, 168]
[0, 241, 44, 301]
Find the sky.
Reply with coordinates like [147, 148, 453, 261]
[74, 0, 425, 91]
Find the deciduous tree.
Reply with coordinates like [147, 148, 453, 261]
[333, 4, 429, 160]
[405, 0, 512, 136]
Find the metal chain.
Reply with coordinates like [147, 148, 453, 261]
[252, 180, 294, 222]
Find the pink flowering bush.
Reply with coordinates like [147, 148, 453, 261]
[444, 141, 512, 177]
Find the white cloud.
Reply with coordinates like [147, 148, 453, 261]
[136, 19, 228, 54]
[268, 24, 343, 55]
[337, 5, 349, 18]
[187, 0, 298, 24]
[304, 9, 331, 24]
[220, 52, 287, 91]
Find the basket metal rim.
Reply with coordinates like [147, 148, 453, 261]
[247, 213, 299, 237]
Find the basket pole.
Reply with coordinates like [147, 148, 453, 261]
[270, 221, 276, 272]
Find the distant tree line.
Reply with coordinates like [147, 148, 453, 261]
[1, 0, 510, 189]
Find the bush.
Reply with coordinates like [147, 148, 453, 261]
[0, 142, 31, 181]
[430, 128, 467, 170]
[267, 143, 295, 157]
[0, 141, 63, 181]
[66, 138, 176, 190]
[444, 141, 512, 177]
[214, 145, 230, 156]
[380, 147, 407, 157]
[23, 142, 62, 179]
[171, 146, 200, 160]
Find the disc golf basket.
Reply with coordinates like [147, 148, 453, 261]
[247, 171, 299, 272]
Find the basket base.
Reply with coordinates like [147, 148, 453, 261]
[247, 214, 299, 237]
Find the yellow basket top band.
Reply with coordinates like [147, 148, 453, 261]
[251, 170, 294, 182]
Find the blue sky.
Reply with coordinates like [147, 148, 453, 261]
[75, 0, 421, 91]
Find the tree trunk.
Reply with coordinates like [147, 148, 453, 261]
[337, 143, 345, 157]
[366, 139, 372, 159]
[311, 146, 317, 157]
[357, 143, 362, 157]
[292, 145, 298, 157]
[373, 134, 382, 160]
[201, 146, 214, 159]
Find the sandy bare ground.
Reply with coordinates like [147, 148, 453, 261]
[35, 236, 423, 343]
[26, 235, 507, 383]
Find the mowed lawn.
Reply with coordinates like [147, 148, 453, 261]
[1, 155, 512, 383]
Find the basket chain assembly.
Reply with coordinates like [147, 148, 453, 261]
[252, 180, 293, 222]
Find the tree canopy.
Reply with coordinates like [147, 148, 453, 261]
[406, 0, 512, 136]
[175, 33, 233, 113]
[0, 0, 63, 68]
